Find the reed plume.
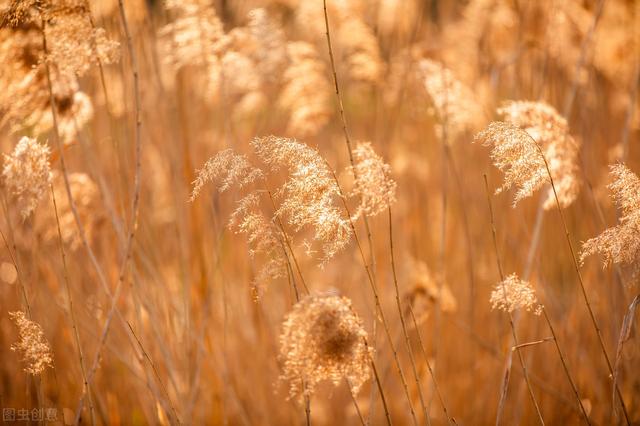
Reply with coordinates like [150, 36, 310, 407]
[581, 164, 640, 280]
[279, 41, 332, 137]
[9, 311, 53, 375]
[419, 59, 484, 141]
[251, 136, 351, 263]
[476, 121, 548, 206]
[350, 141, 397, 218]
[497, 101, 581, 209]
[2, 136, 51, 218]
[190, 149, 264, 200]
[279, 294, 371, 399]
[229, 193, 290, 298]
[490, 273, 542, 315]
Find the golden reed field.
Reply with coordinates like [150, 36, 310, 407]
[0, 0, 639, 424]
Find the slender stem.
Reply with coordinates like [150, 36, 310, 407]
[127, 322, 181, 424]
[50, 185, 95, 426]
[483, 175, 545, 426]
[388, 207, 430, 424]
[321, 4, 381, 416]
[407, 304, 454, 425]
[75, 1, 144, 422]
[0, 202, 32, 318]
[541, 308, 591, 424]
[329, 169, 416, 424]
[511, 338, 553, 351]
[527, 133, 631, 425]
[346, 378, 366, 426]
[265, 189, 309, 296]
[364, 338, 392, 426]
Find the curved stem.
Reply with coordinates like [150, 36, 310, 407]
[483, 175, 545, 426]
[527, 133, 631, 425]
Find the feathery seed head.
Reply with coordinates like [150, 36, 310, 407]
[490, 273, 541, 315]
[190, 149, 263, 201]
[279, 294, 371, 399]
[581, 164, 640, 280]
[2, 136, 51, 218]
[251, 136, 351, 263]
[350, 141, 396, 218]
[44, 7, 119, 77]
[475, 121, 548, 206]
[405, 258, 458, 321]
[419, 59, 484, 141]
[279, 41, 331, 137]
[497, 101, 581, 209]
[9, 311, 53, 375]
[229, 193, 289, 299]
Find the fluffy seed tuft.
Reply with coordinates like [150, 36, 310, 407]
[490, 273, 541, 315]
[581, 164, 640, 280]
[2, 136, 52, 218]
[279, 294, 371, 399]
[9, 311, 54, 375]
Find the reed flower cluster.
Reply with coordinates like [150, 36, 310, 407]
[497, 101, 580, 209]
[581, 164, 640, 280]
[251, 136, 351, 263]
[419, 59, 484, 141]
[229, 193, 289, 298]
[2, 136, 51, 218]
[350, 141, 397, 218]
[490, 273, 542, 315]
[279, 294, 371, 399]
[9, 311, 53, 375]
[476, 101, 580, 209]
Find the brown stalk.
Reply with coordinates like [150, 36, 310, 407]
[526, 132, 631, 425]
[388, 206, 431, 424]
[322, 3, 416, 423]
[362, 337, 393, 426]
[483, 175, 545, 426]
[540, 307, 591, 424]
[126, 322, 182, 424]
[74, 0, 144, 422]
[50, 184, 95, 426]
[265, 189, 310, 297]
[407, 304, 455, 425]
[328, 167, 411, 425]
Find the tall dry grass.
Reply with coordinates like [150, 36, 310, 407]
[0, 0, 639, 424]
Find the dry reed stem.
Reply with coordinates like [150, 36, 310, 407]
[363, 337, 393, 426]
[265, 188, 310, 297]
[483, 175, 545, 426]
[0, 202, 32, 318]
[322, 2, 415, 423]
[75, 0, 144, 421]
[511, 338, 553, 351]
[526, 131, 631, 425]
[50, 184, 95, 426]
[540, 307, 591, 424]
[126, 322, 182, 424]
[407, 303, 455, 425]
[387, 206, 430, 424]
[612, 295, 639, 421]
[328, 165, 412, 424]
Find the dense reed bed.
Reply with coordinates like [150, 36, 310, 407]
[0, 0, 638, 424]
